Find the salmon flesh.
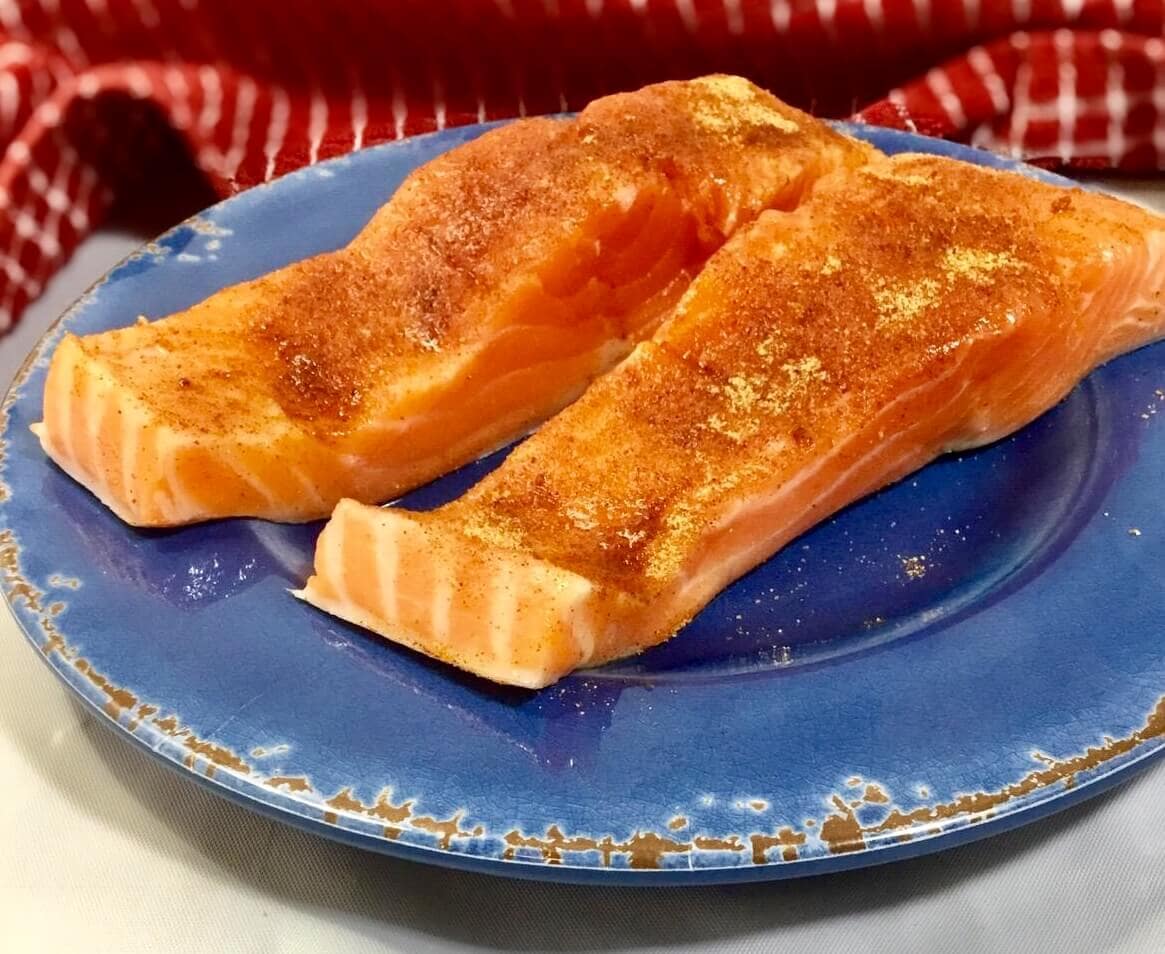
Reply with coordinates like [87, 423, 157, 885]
[300, 154, 1165, 688]
[33, 76, 868, 525]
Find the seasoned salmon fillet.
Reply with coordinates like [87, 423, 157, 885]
[300, 154, 1165, 688]
[33, 76, 869, 526]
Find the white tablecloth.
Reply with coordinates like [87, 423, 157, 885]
[4, 183, 1165, 953]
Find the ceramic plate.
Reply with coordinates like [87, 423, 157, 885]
[3, 124, 1163, 884]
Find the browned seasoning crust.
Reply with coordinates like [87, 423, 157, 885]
[434, 154, 1154, 599]
[82, 76, 865, 444]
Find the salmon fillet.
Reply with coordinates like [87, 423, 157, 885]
[300, 154, 1165, 688]
[33, 76, 868, 526]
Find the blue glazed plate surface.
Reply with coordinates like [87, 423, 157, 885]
[2, 124, 1162, 884]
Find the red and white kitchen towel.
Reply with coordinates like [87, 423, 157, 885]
[0, 0, 1162, 333]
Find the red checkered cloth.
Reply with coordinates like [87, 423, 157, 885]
[0, 0, 1162, 333]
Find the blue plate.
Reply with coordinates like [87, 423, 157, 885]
[2, 124, 1163, 885]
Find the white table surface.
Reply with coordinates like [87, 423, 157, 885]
[3, 181, 1165, 953]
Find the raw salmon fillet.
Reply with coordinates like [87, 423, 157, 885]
[33, 76, 868, 526]
[300, 154, 1165, 688]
